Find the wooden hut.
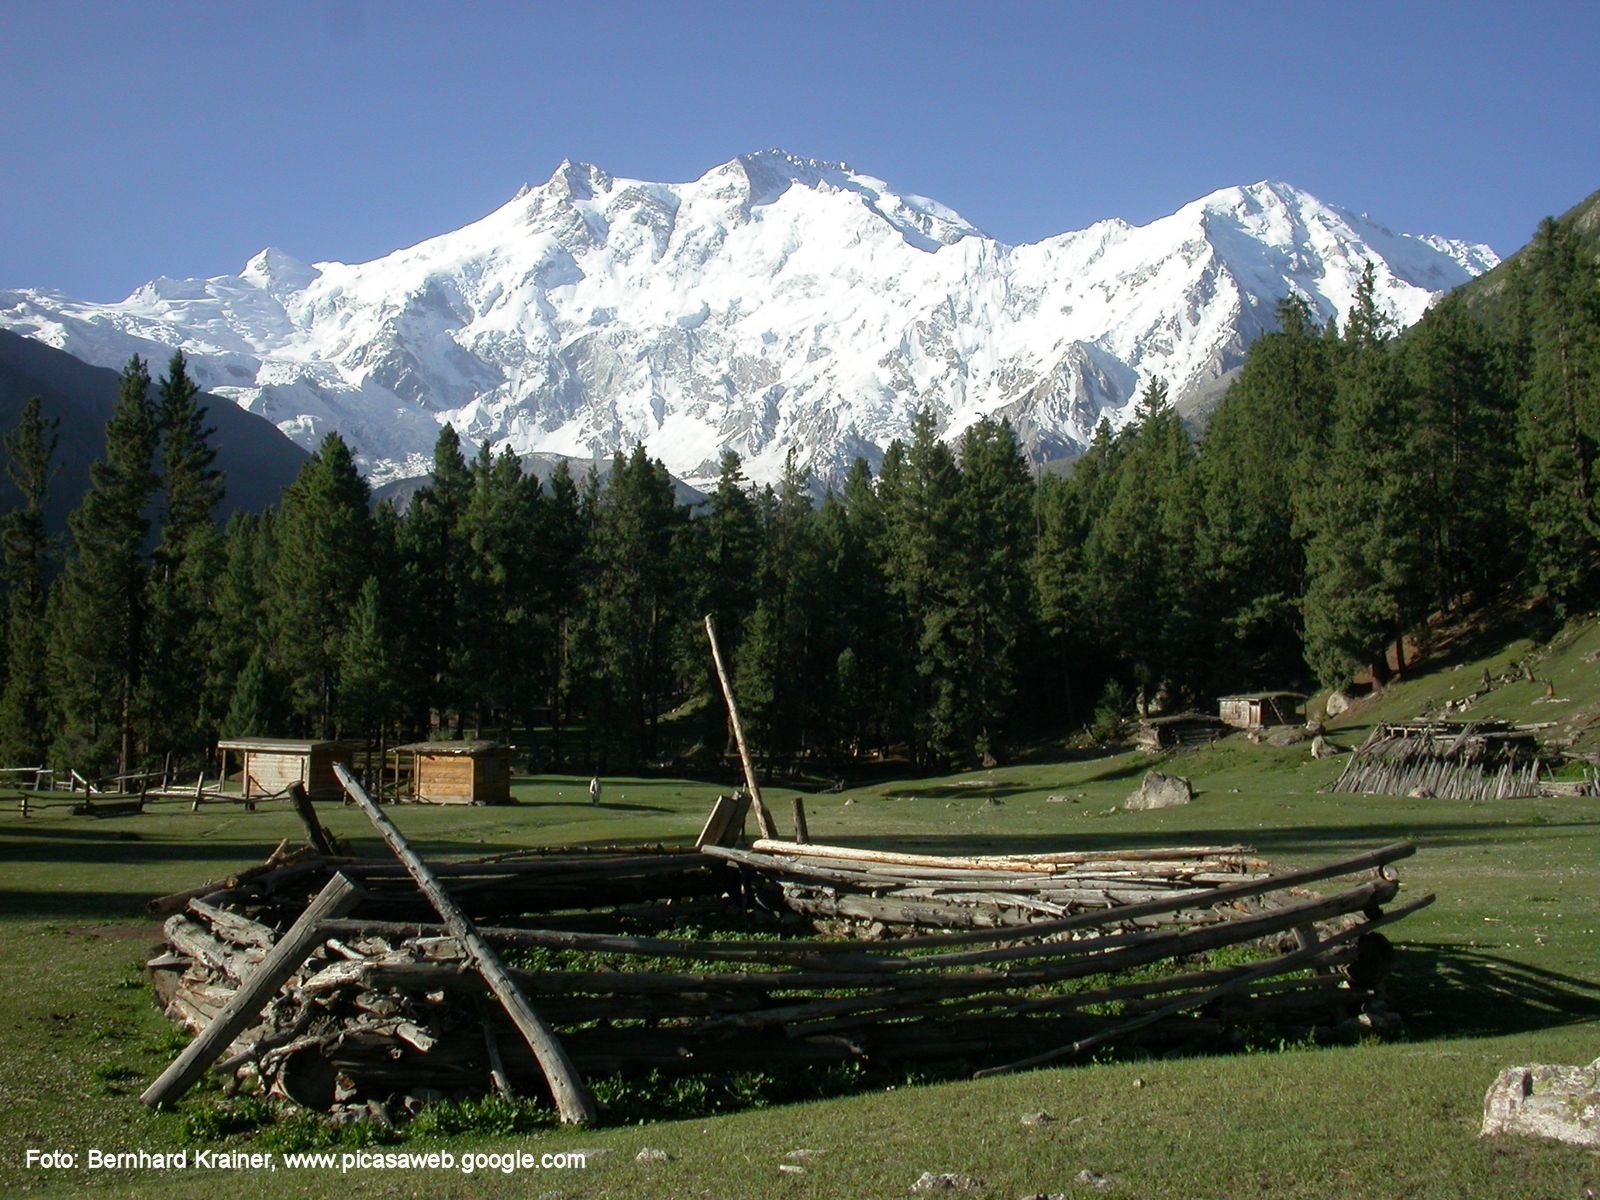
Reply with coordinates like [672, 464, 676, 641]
[1218, 692, 1305, 730]
[1134, 711, 1227, 752]
[392, 740, 513, 805]
[216, 738, 348, 801]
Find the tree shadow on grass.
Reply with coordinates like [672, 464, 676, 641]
[881, 780, 1036, 800]
[1392, 942, 1600, 1040]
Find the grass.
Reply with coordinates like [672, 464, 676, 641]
[4, 622, 1600, 1197]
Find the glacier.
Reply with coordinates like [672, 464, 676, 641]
[0, 149, 1499, 488]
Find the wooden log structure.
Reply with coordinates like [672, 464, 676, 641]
[332, 763, 595, 1124]
[145, 798, 1430, 1123]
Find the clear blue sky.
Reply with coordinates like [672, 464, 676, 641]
[2, 0, 1596, 301]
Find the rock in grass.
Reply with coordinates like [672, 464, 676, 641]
[1123, 771, 1192, 812]
[911, 1171, 981, 1192]
[1074, 1168, 1114, 1190]
[636, 1147, 672, 1164]
[1482, 1059, 1600, 1148]
[1020, 1110, 1056, 1127]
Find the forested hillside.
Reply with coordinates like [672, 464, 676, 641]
[0, 199, 1595, 780]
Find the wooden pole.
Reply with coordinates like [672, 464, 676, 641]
[334, 763, 595, 1124]
[288, 782, 338, 857]
[703, 614, 777, 838]
[141, 872, 361, 1108]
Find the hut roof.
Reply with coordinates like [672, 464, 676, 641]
[1217, 691, 1308, 702]
[216, 737, 342, 753]
[392, 740, 509, 757]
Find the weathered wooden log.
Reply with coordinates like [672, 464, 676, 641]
[335, 763, 595, 1126]
[695, 792, 750, 849]
[142, 872, 361, 1109]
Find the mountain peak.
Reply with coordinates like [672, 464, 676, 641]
[239, 247, 321, 297]
[544, 158, 614, 200]
[0, 155, 1497, 489]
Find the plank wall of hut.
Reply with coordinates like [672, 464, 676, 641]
[1218, 692, 1306, 730]
[1329, 720, 1544, 801]
[391, 741, 513, 805]
[216, 739, 349, 801]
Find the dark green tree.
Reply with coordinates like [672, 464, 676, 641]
[397, 425, 473, 730]
[1195, 297, 1333, 692]
[266, 433, 372, 737]
[1514, 216, 1600, 610]
[140, 352, 225, 758]
[0, 398, 59, 764]
[951, 416, 1035, 761]
[1301, 264, 1421, 686]
[48, 356, 160, 775]
[1081, 380, 1201, 710]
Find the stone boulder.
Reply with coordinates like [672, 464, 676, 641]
[1324, 690, 1351, 718]
[1481, 1059, 1600, 1148]
[1124, 771, 1193, 812]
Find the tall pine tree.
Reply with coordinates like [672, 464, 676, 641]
[0, 398, 59, 764]
[49, 357, 160, 775]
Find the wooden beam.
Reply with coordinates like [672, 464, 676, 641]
[141, 871, 361, 1109]
[334, 763, 595, 1125]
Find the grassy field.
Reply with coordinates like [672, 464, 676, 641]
[4, 622, 1600, 1198]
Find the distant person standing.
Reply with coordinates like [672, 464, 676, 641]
[589, 776, 602, 807]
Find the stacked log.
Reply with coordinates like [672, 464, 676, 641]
[147, 820, 1429, 1118]
[1329, 720, 1544, 800]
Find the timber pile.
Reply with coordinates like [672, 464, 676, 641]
[1330, 720, 1544, 800]
[145, 780, 1431, 1121]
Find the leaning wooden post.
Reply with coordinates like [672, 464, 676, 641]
[141, 871, 361, 1109]
[704, 614, 778, 839]
[334, 763, 595, 1124]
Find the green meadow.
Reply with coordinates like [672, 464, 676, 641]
[4, 621, 1599, 1199]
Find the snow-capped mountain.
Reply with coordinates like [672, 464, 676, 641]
[0, 150, 1498, 487]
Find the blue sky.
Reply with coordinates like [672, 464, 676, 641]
[2, 0, 1596, 300]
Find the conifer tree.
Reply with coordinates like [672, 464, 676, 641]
[1196, 297, 1332, 692]
[266, 433, 372, 737]
[1081, 380, 1200, 710]
[698, 451, 762, 758]
[140, 352, 225, 758]
[1515, 216, 1600, 609]
[398, 425, 472, 730]
[0, 398, 59, 765]
[337, 575, 394, 746]
[585, 446, 688, 767]
[49, 356, 160, 775]
[206, 512, 281, 734]
[952, 416, 1034, 761]
[1301, 264, 1420, 686]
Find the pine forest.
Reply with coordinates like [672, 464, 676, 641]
[2, 210, 1597, 784]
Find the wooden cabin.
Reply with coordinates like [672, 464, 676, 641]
[392, 740, 513, 805]
[1134, 711, 1227, 753]
[216, 738, 348, 801]
[1218, 692, 1306, 731]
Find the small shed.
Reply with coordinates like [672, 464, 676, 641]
[1218, 692, 1306, 731]
[1134, 711, 1227, 753]
[392, 740, 513, 806]
[217, 738, 349, 801]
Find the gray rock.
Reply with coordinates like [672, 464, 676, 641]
[911, 1172, 981, 1192]
[635, 1148, 672, 1164]
[1482, 1059, 1600, 1147]
[1124, 771, 1193, 812]
[1324, 690, 1351, 718]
